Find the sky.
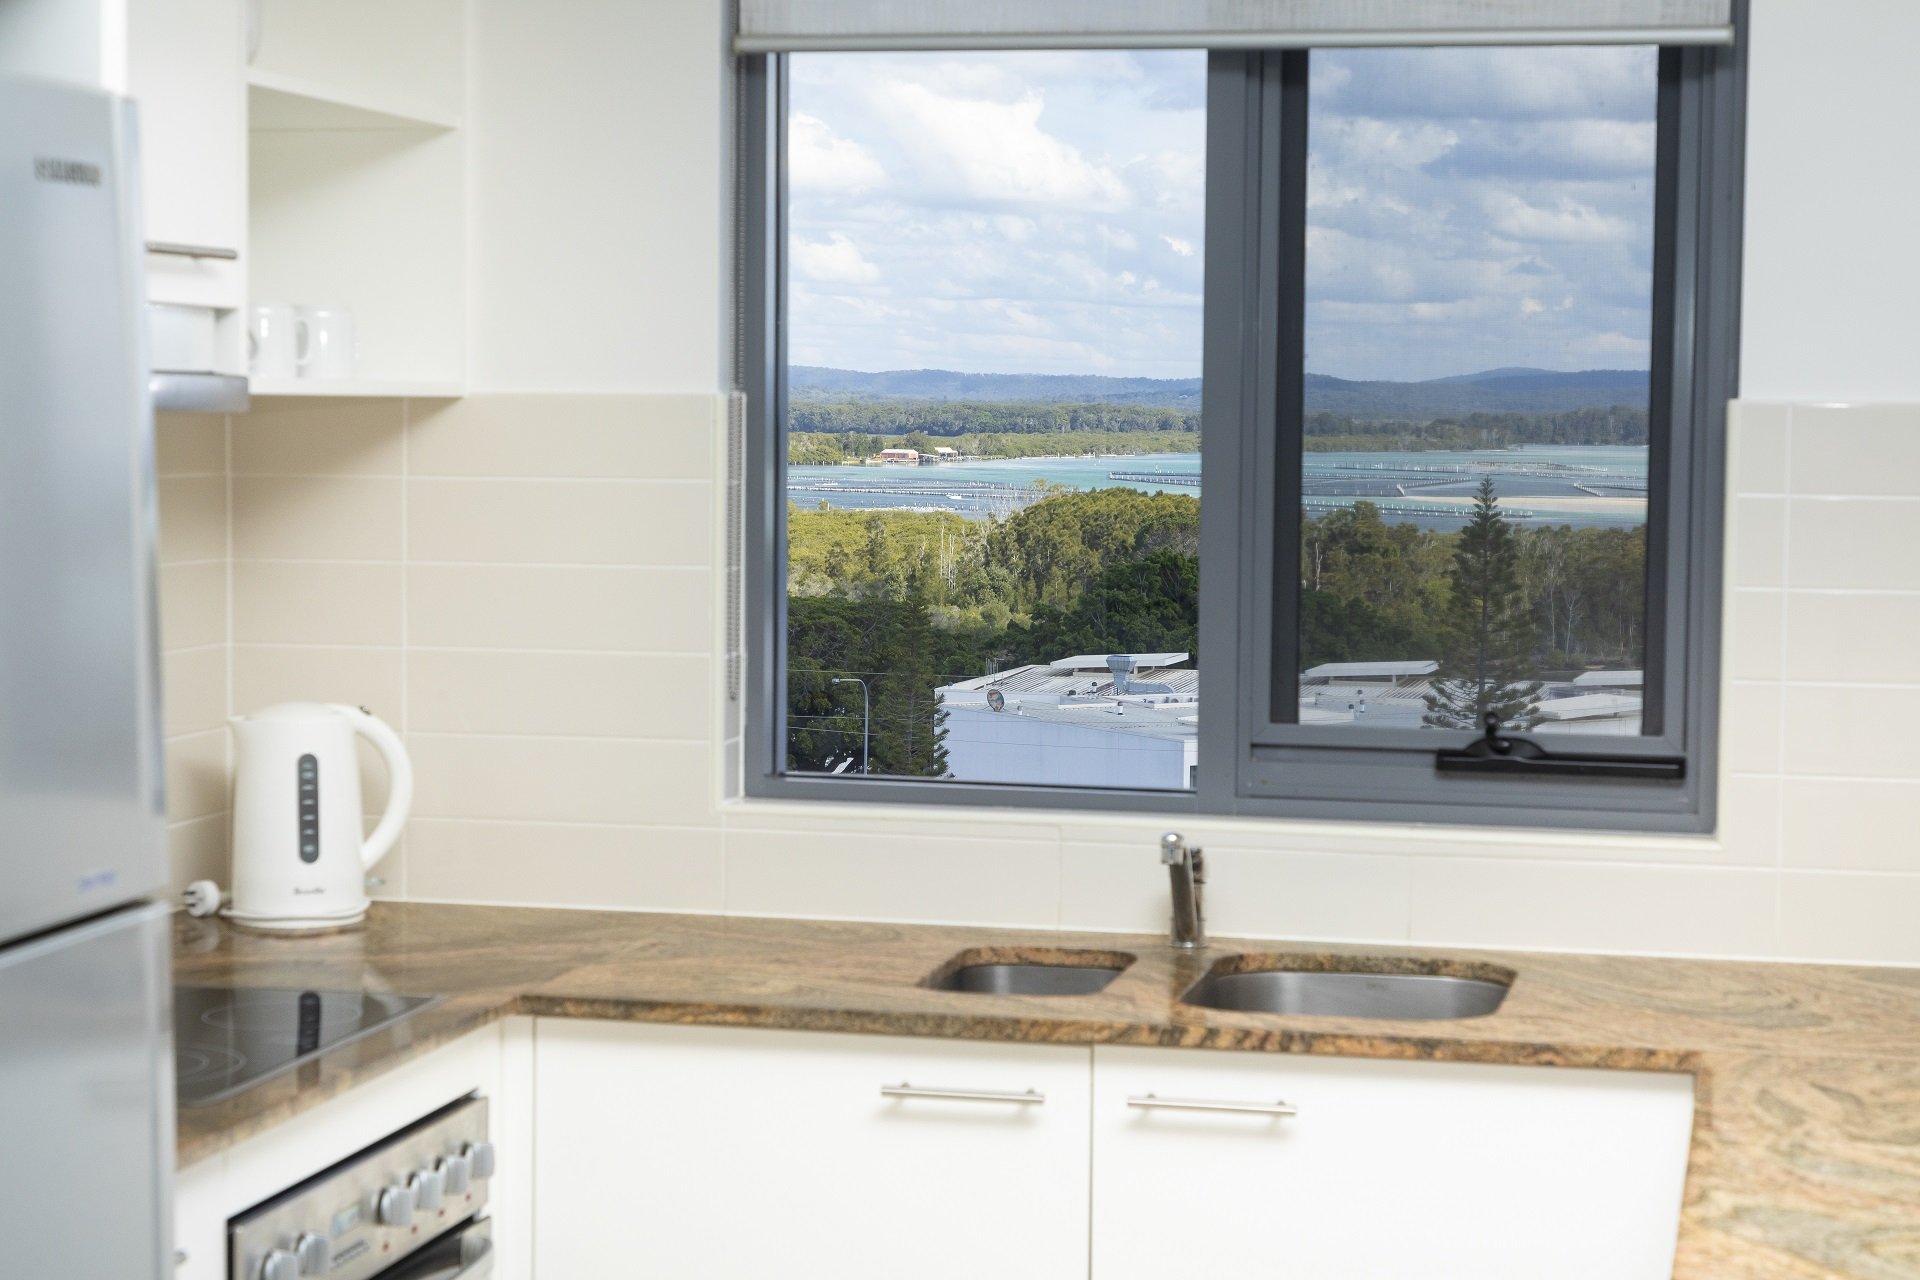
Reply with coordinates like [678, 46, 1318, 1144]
[787, 46, 1657, 383]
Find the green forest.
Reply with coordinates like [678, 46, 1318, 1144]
[786, 403, 1646, 463]
[785, 484, 1645, 775]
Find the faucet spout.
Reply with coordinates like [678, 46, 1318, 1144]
[1161, 832, 1206, 950]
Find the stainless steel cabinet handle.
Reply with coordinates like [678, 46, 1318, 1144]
[1127, 1093, 1297, 1117]
[146, 240, 239, 260]
[880, 1083, 1045, 1105]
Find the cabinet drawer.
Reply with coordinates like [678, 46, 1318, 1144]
[534, 1021, 1091, 1280]
[1092, 1045, 1694, 1280]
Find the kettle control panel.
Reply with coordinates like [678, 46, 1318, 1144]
[228, 1095, 491, 1280]
[296, 753, 319, 863]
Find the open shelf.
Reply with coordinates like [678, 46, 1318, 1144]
[248, 378, 464, 399]
[247, 67, 459, 131]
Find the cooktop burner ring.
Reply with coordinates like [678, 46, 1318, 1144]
[198, 991, 367, 1033]
[174, 1044, 246, 1085]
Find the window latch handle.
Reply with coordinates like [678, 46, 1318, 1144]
[1435, 713, 1685, 782]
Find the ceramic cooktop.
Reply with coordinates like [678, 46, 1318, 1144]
[173, 985, 441, 1107]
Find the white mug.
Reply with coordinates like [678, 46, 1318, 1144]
[295, 305, 355, 380]
[247, 303, 298, 380]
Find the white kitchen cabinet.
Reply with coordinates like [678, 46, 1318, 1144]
[128, 0, 247, 320]
[532, 1021, 1092, 1279]
[1090, 1045, 1695, 1280]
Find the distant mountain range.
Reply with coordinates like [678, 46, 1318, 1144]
[790, 365, 1649, 417]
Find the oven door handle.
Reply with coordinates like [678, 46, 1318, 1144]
[375, 1216, 492, 1280]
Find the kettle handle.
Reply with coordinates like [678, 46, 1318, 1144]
[328, 704, 413, 871]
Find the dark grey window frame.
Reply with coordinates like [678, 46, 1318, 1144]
[739, 18, 1745, 832]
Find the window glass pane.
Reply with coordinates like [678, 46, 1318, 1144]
[783, 51, 1206, 788]
[1298, 47, 1656, 737]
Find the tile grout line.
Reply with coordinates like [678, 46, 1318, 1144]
[1772, 406, 1794, 947]
[398, 398, 412, 902]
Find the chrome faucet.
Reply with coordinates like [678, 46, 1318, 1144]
[1160, 832, 1206, 949]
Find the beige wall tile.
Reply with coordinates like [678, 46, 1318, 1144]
[1778, 871, 1920, 963]
[408, 565, 710, 651]
[725, 826, 1059, 928]
[1409, 859, 1778, 957]
[1727, 401, 1789, 494]
[1787, 498, 1920, 590]
[406, 820, 725, 912]
[1719, 681, 1783, 775]
[233, 562, 403, 646]
[233, 476, 404, 561]
[408, 651, 709, 738]
[157, 476, 227, 565]
[233, 646, 404, 722]
[1781, 777, 1920, 871]
[163, 645, 227, 738]
[1057, 841, 1165, 934]
[164, 729, 229, 823]
[408, 734, 714, 826]
[1723, 589, 1784, 682]
[167, 814, 229, 896]
[1783, 591, 1920, 682]
[1060, 841, 1410, 943]
[231, 399, 405, 474]
[1786, 404, 1920, 496]
[407, 478, 711, 567]
[408, 393, 719, 481]
[159, 562, 226, 650]
[155, 413, 226, 475]
[1729, 497, 1787, 588]
[1716, 774, 1782, 864]
[1782, 685, 1920, 778]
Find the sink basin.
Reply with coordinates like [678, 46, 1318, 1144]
[1180, 965, 1510, 1021]
[926, 949, 1132, 996]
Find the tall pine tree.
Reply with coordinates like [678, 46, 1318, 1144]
[1423, 477, 1543, 730]
[869, 587, 951, 777]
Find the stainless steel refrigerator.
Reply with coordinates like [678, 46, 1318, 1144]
[0, 75, 175, 1278]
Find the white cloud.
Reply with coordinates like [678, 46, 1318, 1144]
[788, 113, 885, 193]
[1160, 234, 1195, 257]
[873, 79, 1131, 209]
[791, 232, 881, 284]
[1484, 193, 1634, 244]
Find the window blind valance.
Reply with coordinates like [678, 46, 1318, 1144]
[734, 1, 1734, 53]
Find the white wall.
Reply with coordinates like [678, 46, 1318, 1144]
[466, 0, 729, 393]
[1739, 0, 1920, 401]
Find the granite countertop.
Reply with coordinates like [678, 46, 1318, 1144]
[172, 903, 1920, 1279]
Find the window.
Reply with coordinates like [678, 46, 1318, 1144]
[741, 29, 1744, 830]
[775, 50, 1207, 793]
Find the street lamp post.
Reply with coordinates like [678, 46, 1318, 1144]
[830, 677, 870, 774]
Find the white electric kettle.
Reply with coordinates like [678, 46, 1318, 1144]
[191, 703, 413, 932]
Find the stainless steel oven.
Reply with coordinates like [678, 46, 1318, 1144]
[228, 1095, 494, 1280]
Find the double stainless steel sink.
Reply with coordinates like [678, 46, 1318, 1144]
[925, 949, 1510, 1021]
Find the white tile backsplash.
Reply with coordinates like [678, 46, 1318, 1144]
[145, 393, 1920, 965]
[1407, 860, 1780, 958]
[1786, 498, 1920, 590]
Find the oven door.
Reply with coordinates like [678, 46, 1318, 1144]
[375, 1217, 491, 1280]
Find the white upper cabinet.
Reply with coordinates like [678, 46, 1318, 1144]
[1090, 1045, 1696, 1280]
[122, 0, 466, 395]
[533, 1022, 1093, 1280]
[128, 0, 247, 315]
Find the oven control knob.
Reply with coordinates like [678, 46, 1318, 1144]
[294, 1233, 329, 1275]
[410, 1167, 445, 1212]
[376, 1183, 414, 1228]
[462, 1141, 496, 1180]
[259, 1249, 300, 1280]
[437, 1153, 472, 1196]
